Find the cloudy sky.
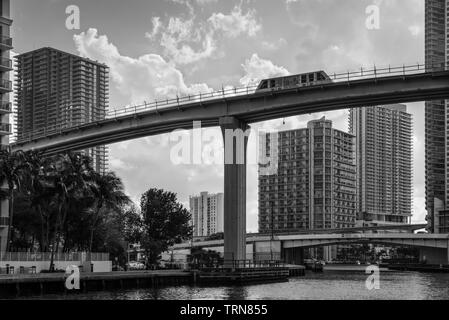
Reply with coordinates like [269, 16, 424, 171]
[12, 0, 426, 231]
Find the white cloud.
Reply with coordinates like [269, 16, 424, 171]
[146, 5, 262, 65]
[156, 17, 217, 65]
[195, 0, 218, 4]
[261, 38, 288, 51]
[408, 25, 421, 36]
[208, 6, 261, 38]
[74, 28, 212, 104]
[146, 17, 162, 40]
[239, 53, 290, 86]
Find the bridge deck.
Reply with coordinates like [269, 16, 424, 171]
[11, 69, 449, 153]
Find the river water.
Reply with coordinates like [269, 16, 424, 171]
[16, 269, 449, 300]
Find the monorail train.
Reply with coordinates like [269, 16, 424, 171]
[255, 71, 331, 92]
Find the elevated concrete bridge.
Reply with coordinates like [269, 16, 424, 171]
[10, 65, 449, 263]
[172, 231, 449, 265]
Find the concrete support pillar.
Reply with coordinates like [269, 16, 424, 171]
[220, 117, 250, 262]
[447, 240, 449, 265]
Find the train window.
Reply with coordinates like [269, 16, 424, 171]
[317, 73, 324, 81]
[259, 80, 268, 89]
[270, 80, 276, 88]
[309, 74, 315, 82]
[301, 75, 307, 83]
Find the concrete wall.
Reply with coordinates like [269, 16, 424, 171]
[254, 241, 281, 260]
[419, 247, 449, 265]
[0, 260, 112, 273]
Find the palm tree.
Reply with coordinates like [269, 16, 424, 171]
[0, 150, 29, 252]
[88, 172, 130, 253]
[48, 152, 95, 271]
[25, 151, 58, 252]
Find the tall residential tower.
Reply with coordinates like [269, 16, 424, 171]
[190, 192, 224, 237]
[0, 0, 12, 254]
[349, 105, 413, 225]
[258, 117, 357, 233]
[425, 0, 449, 233]
[15, 47, 109, 173]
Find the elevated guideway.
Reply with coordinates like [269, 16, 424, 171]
[10, 63, 449, 264]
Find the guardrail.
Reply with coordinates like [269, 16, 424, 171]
[12, 62, 449, 144]
[191, 259, 286, 271]
[0, 252, 110, 262]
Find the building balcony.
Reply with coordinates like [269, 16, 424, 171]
[0, 35, 12, 50]
[0, 58, 12, 71]
[0, 101, 11, 114]
[0, 79, 12, 92]
[0, 123, 11, 135]
[0, 217, 9, 228]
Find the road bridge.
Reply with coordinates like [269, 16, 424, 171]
[172, 231, 449, 265]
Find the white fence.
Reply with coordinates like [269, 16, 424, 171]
[0, 252, 109, 262]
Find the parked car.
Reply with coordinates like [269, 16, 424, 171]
[126, 261, 145, 270]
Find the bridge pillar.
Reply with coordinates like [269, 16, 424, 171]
[447, 240, 449, 265]
[220, 117, 250, 262]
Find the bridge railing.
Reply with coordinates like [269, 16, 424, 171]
[12, 62, 449, 144]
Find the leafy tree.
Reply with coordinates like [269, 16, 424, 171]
[40, 153, 94, 270]
[120, 204, 143, 244]
[138, 189, 192, 266]
[10, 191, 42, 251]
[88, 172, 130, 252]
[188, 248, 222, 268]
[0, 150, 30, 251]
[3, 150, 132, 271]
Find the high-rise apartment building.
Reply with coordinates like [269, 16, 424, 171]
[258, 117, 357, 233]
[190, 192, 224, 237]
[15, 47, 109, 173]
[425, 0, 449, 233]
[0, 0, 13, 254]
[349, 104, 413, 225]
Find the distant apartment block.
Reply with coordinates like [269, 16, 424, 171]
[190, 192, 224, 237]
[15, 47, 109, 173]
[425, 0, 449, 233]
[0, 0, 12, 254]
[349, 104, 413, 225]
[258, 117, 357, 233]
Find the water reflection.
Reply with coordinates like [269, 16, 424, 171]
[224, 286, 248, 300]
[11, 271, 449, 300]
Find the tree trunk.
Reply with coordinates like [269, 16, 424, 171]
[5, 190, 14, 252]
[49, 205, 63, 271]
[89, 206, 101, 253]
